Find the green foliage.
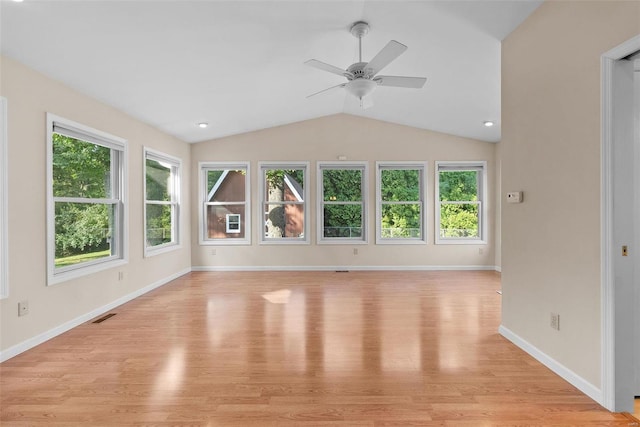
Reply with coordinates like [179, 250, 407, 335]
[322, 169, 362, 237]
[265, 169, 305, 191]
[440, 204, 479, 237]
[380, 169, 421, 238]
[53, 134, 111, 198]
[53, 134, 113, 259]
[439, 171, 477, 202]
[146, 159, 173, 246]
[439, 171, 479, 237]
[323, 169, 361, 201]
[381, 169, 420, 201]
[55, 202, 111, 258]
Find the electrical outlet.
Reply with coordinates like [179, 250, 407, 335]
[353, 248, 358, 255]
[18, 300, 29, 317]
[211, 248, 217, 256]
[118, 271, 124, 281]
[550, 313, 560, 331]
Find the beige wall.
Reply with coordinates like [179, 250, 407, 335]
[191, 114, 497, 269]
[501, 1, 639, 388]
[0, 56, 192, 353]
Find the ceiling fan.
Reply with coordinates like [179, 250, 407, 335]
[305, 21, 427, 108]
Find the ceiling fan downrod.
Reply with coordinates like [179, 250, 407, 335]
[350, 21, 369, 63]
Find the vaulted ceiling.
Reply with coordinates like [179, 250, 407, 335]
[1, 1, 542, 143]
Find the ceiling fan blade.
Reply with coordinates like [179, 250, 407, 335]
[374, 75, 427, 88]
[307, 83, 347, 98]
[305, 59, 353, 78]
[364, 40, 407, 77]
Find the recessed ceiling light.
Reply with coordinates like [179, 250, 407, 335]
[483, 121, 495, 127]
[12, 0, 24, 2]
[198, 122, 208, 128]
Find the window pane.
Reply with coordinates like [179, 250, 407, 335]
[207, 170, 246, 202]
[54, 202, 114, 268]
[53, 134, 111, 198]
[323, 205, 362, 237]
[439, 170, 478, 202]
[380, 203, 421, 238]
[207, 204, 246, 239]
[146, 204, 173, 246]
[146, 159, 171, 201]
[381, 169, 420, 201]
[264, 202, 305, 238]
[323, 169, 362, 201]
[440, 203, 479, 238]
[265, 169, 305, 202]
[264, 169, 305, 238]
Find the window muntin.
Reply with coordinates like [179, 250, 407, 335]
[376, 162, 426, 244]
[200, 162, 250, 244]
[47, 114, 127, 284]
[318, 163, 367, 243]
[144, 148, 180, 255]
[0, 97, 7, 298]
[436, 161, 486, 243]
[260, 163, 309, 243]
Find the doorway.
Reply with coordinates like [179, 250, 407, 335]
[601, 35, 640, 413]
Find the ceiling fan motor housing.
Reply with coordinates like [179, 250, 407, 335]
[346, 62, 372, 80]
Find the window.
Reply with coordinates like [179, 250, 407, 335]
[376, 162, 426, 244]
[200, 162, 250, 245]
[144, 148, 180, 256]
[225, 214, 241, 233]
[47, 114, 127, 285]
[435, 161, 487, 244]
[317, 162, 368, 243]
[0, 97, 7, 298]
[260, 162, 309, 243]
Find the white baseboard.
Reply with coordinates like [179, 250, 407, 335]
[192, 265, 499, 272]
[498, 325, 602, 404]
[0, 268, 191, 363]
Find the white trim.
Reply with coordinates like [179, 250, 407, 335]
[0, 268, 191, 363]
[0, 97, 8, 299]
[317, 161, 369, 244]
[199, 161, 251, 246]
[375, 161, 428, 244]
[143, 147, 182, 258]
[435, 161, 488, 245]
[192, 265, 498, 272]
[46, 114, 129, 286]
[499, 325, 602, 404]
[600, 34, 640, 412]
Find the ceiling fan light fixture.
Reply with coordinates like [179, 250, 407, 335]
[345, 79, 377, 99]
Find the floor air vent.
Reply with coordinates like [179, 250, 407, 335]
[92, 313, 116, 324]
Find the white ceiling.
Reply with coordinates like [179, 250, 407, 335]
[0, 0, 541, 144]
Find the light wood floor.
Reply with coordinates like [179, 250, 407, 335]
[0, 271, 634, 426]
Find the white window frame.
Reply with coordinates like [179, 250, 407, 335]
[317, 161, 368, 244]
[46, 114, 128, 285]
[375, 161, 427, 245]
[259, 161, 310, 244]
[143, 147, 181, 257]
[225, 214, 241, 233]
[435, 161, 487, 244]
[0, 97, 8, 298]
[199, 161, 251, 245]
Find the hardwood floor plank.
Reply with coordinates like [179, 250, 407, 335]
[0, 271, 629, 426]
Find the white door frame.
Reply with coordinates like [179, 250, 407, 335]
[601, 34, 640, 412]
